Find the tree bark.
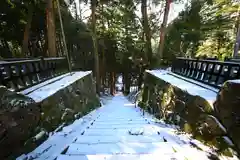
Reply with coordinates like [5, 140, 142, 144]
[141, 0, 153, 64]
[58, 32, 64, 56]
[158, 0, 171, 59]
[91, 0, 100, 94]
[74, 1, 78, 20]
[46, 0, 57, 57]
[22, 4, 33, 56]
[101, 3, 106, 88]
[2, 40, 12, 58]
[79, 0, 82, 20]
[58, 35, 63, 56]
[110, 72, 115, 95]
[123, 72, 130, 95]
[233, 10, 240, 58]
[233, 24, 240, 58]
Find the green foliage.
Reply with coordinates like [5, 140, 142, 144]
[2, 0, 237, 72]
[163, 0, 239, 61]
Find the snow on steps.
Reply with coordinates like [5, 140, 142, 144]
[74, 135, 164, 144]
[65, 142, 181, 155]
[58, 95, 214, 160]
[18, 94, 238, 160]
[56, 154, 201, 160]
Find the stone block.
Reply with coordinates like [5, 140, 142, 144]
[0, 72, 100, 159]
[141, 71, 238, 156]
[214, 80, 240, 151]
[0, 86, 40, 158]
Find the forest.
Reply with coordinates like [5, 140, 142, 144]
[0, 0, 239, 93]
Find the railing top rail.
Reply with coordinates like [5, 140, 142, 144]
[44, 57, 66, 61]
[0, 57, 68, 92]
[176, 57, 240, 66]
[0, 59, 41, 65]
[172, 57, 240, 89]
[0, 57, 66, 65]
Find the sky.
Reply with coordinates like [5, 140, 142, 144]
[72, 0, 187, 24]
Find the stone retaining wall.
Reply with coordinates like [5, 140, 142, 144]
[140, 71, 238, 157]
[0, 72, 100, 159]
[214, 80, 240, 153]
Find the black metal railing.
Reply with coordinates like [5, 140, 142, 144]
[0, 57, 68, 91]
[172, 57, 240, 88]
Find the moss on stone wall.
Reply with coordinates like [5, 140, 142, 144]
[214, 80, 240, 153]
[39, 73, 100, 131]
[0, 73, 100, 159]
[0, 86, 40, 159]
[141, 72, 238, 157]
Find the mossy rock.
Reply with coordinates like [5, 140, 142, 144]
[183, 123, 193, 133]
[61, 108, 75, 123]
[0, 86, 40, 159]
[141, 72, 240, 157]
[173, 99, 186, 114]
[197, 115, 227, 137]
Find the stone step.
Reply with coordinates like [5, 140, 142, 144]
[88, 124, 151, 129]
[74, 135, 164, 144]
[64, 142, 177, 155]
[94, 118, 147, 122]
[56, 154, 186, 160]
[83, 127, 160, 136]
[92, 122, 148, 126]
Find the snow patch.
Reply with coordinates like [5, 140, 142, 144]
[128, 128, 144, 135]
[146, 69, 217, 106]
[21, 71, 92, 102]
[227, 79, 240, 84]
[223, 136, 234, 147]
[208, 115, 227, 133]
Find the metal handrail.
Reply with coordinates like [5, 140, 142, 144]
[0, 57, 68, 91]
[171, 57, 240, 88]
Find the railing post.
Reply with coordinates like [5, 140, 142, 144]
[0, 65, 3, 86]
[171, 57, 240, 89]
[40, 56, 46, 81]
[215, 64, 223, 86]
[224, 65, 232, 82]
[208, 63, 216, 84]
[0, 57, 72, 91]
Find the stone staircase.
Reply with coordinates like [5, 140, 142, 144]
[54, 94, 215, 160]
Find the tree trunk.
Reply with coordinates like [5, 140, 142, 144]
[141, 0, 152, 64]
[233, 10, 240, 58]
[74, 1, 78, 20]
[110, 72, 115, 95]
[79, 0, 82, 20]
[22, 4, 33, 56]
[57, 35, 63, 56]
[123, 72, 130, 95]
[138, 65, 143, 90]
[233, 24, 240, 58]
[91, 0, 100, 94]
[46, 0, 57, 57]
[58, 32, 65, 57]
[101, 3, 106, 88]
[2, 40, 12, 58]
[43, 20, 48, 57]
[158, 0, 171, 59]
